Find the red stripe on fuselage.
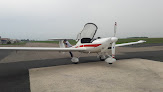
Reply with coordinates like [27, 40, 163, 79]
[79, 44, 101, 47]
[75, 46, 79, 48]
[79, 45, 84, 47]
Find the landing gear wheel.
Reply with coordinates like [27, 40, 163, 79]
[99, 55, 106, 61]
[105, 58, 116, 64]
[73, 62, 79, 64]
[71, 57, 79, 64]
[99, 57, 105, 61]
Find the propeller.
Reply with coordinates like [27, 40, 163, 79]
[114, 22, 117, 37]
[105, 22, 118, 64]
[111, 37, 118, 58]
[101, 22, 118, 53]
[112, 22, 118, 58]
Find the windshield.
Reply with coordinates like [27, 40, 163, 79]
[77, 23, 98, 40]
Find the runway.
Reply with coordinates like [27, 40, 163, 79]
[0, 43, 163, 92]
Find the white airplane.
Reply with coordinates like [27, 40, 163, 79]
[0, 22, 146, 64]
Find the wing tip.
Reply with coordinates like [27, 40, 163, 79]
[138, 40, 146, 43]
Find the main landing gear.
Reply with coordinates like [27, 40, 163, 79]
[70, 54, 116, 64]
[71, 57, 79, 64]
[99, 55, 106, 61]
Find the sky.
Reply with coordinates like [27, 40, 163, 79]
[0, 0, 163, 40]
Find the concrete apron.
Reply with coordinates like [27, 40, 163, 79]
[29, 59, 163, 92]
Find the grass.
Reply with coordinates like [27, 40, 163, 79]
[31, 38, 163, 45]
[1, 42, 27, 45]
[31, 40, 77, 45]
[117, 38, 163, 44]
[2, 38, 162, 45]
[67, 38, 163, 44]
[31, 41, 59, 44]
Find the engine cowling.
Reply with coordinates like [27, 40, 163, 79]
[111, 37, 118, 42]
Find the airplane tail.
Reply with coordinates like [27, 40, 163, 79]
[48, 39, 73, 48]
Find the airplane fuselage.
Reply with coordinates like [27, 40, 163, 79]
[72, 37, 113, 53]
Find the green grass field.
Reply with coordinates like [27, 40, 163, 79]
[31, 38, 163, 45]
[116, 38, 163, 44]
[1, 42, 27, 45]
[31, 41, 59, 44]
[30, 40, 77, 45]
[1, 38, 163, 45]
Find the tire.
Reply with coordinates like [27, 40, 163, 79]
[73, 62, 79, 64]
[99, 57, 105, 61]
[71, 57, 79, 64]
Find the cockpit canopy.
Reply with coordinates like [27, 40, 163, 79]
[76, 23, 98, 43]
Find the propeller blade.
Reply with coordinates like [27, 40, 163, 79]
[111, 37, 118, 58]
[112, 42, 116, 58]
[114, 22, 117, 37]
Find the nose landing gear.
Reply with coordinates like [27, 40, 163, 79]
[105, 57, 116, 64]
[98, 54, 116, 64]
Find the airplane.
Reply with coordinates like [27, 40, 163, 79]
[0, 22, 146, 64]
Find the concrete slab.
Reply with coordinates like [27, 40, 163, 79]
[29, 59, 163, 92]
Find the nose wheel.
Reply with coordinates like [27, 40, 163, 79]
[105, 57, 116, 64]
[98, 54, 116, 64]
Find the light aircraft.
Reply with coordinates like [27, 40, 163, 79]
[0, 22, 146, 64]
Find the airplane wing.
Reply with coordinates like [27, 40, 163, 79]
[0, 47, 86, 52]
[115, 40, 146, 47]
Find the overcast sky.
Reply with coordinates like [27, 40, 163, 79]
[0, 0, 163, 40]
